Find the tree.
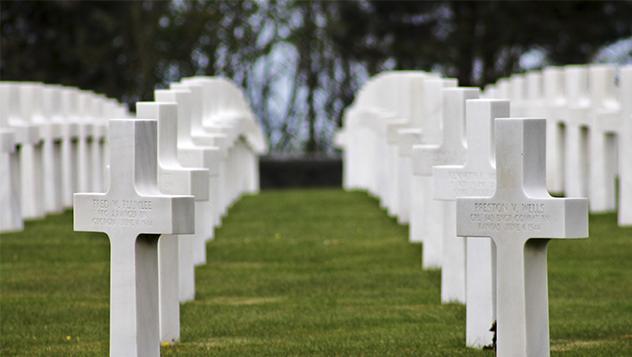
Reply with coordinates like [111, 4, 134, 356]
[2, 0, 631, 153]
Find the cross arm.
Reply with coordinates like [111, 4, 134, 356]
[177, 147, 222, 176]
[413, 144, 464, 176]
[397, 128, 423, 157]
[159, 168, 209, 201]
[457, 196, 588, 240]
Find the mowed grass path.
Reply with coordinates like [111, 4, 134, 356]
[1, 189, 631, 356]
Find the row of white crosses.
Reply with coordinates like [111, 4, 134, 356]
[337, 69, 592, 355]
[0, 82, 128, 232]
[74, 76, 266, 356]
[487, 64, 632, 226]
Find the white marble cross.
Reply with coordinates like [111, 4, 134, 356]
[170, 81, 226, 226]
[136, 101, 210, 344]
[542, 67, 566, 195]
[154, 88, 217, 291]
[74, 118, 194, 357]
[588, 65, 619, 213]
[10, 83, 45, 219]
[0, 127, 21, 232]
[31, 84, 64, 214]
[409, 78, 457, 243]
[620, 66, 632, 226]
[0, 85, 24, 231]
[425, 87, 480, 303]
[396, 127, 422, 225]
[90, 95, 107, 193]
[412, 87, 479, 270]
[563, 66, 591, 199]
[76, 91, 95, 194]
[433, 99, 509, 347]
[58, 87, 80, 208]
[457, 118, 588, 357]
[178, 79, 232, 222]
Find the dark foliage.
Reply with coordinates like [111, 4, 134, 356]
[2, 1, 630, 153]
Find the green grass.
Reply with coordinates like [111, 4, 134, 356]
[1, 189, 631, 356]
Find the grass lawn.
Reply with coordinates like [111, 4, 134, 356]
[1, 189, 631, 356]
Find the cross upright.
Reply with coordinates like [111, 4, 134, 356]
[618, 65, 632, 226]
[542, 67, 566, 194]
[75, 90, 95, 194]
[155, 88, 220, 268]
[409, 78, 456, 243]
[587, 65, 619, 213]
[11, 83, 46, 219]
[0, 127, 21, 232]
[74, 118, 194, 357]
[457, 117, 588, 357]
[433, 99, 509, 347]
[0, 84, 27, 231]
[58, 87, 81, 207]
[412, 87, 479, 269]
[136, 101, 210, 344]
[170, 82, 228, 223]
[563, 66, 591, 199]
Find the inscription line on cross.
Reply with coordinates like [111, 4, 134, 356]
[74, 118, 194, 357]
[457, 118, 588, 357]
[433, 99, 509, 347]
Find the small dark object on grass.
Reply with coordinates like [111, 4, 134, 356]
[483, 321, 497, 351]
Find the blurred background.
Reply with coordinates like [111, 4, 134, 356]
[2, 0, 631, 186]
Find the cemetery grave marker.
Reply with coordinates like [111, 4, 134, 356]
[393, 74, 431, 225]
[35, 84, 64, 213]
[413, 87, 479, 270]
[154, 88, 216, 285]
[433, 99, 509, 347]
[74, 118, 194, 356]
[76, 91, 95, 194]
[422, 87, 479, 303]
[620, 66, 632, 226]
[181, 78, 241, 218]
[90, 95, 107, 192]
[409, 78, 457, 243]
[0, 84, 26, 231]
[396, 127, 422, 225]
[173, 80, 226, 226]
[9, 83, 45, 219]
[563, 66, 591, 199]
[457, 118, 588, 357]
[542, 67, 566, 195]
[588, 65, 619, 212]
[0, 127, 21, 232]
[136, 101, 210, 344]
[59, 87, 81, 208]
